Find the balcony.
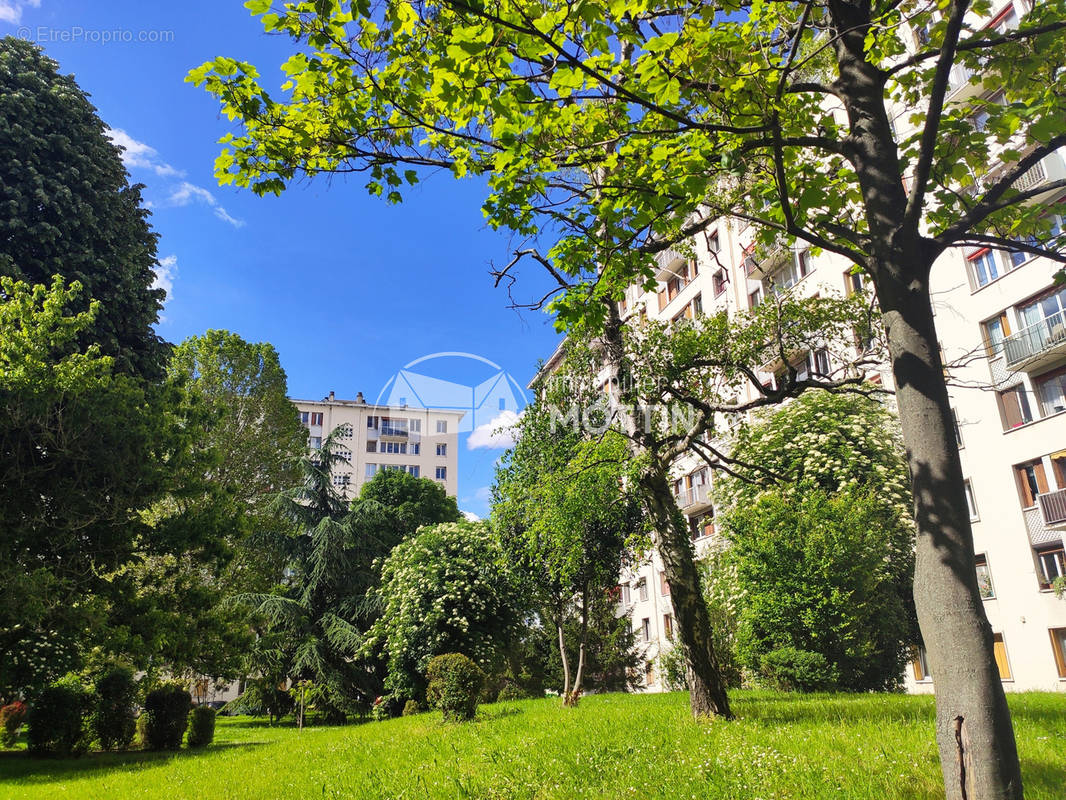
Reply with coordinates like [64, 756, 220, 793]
[743, 243, 792, 280]
[676, 484, 711, 512]
[946, 63, 979, 101]
[1001, 309, 1066, 372]
[379, 425, 409, 439]
[653, 247, 687, 280]
[1038, 489, 1066, 528]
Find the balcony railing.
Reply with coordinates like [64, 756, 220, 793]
[653, 247, 686, 279]
[947, 63, 976, 97]
[675, 484, 710, 510]
[1037, 489, 1066, 528]
[1014, 160, 1048, 193]
[380, 425, 409, 438]
[1002, 309, 1066, 368]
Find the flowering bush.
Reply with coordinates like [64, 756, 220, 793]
[426, 653, 484, 722]
[0, 701, 27, 748]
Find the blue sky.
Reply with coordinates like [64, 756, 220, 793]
[1, 0, 563, 517]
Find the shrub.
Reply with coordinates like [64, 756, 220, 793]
[1, 701, 27, 748]
[496, 683, 527, 702]
[26, 675, 91, 756]
[402, 699, 423, 716]
[759, 648, 839, 693]
[426, 653, 484, 722]
[92, 665, 137, 751]
[142, 683, 191, 750]
[185, 706, 216, 748]
[135, 713, 149, 748]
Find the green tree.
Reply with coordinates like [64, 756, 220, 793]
[192, 2, 1066, 792]
[494, 405, 644, 705]
[0, 38, 165, 379]
[370, 520, 522, 705]
[0, 277, 166, 699]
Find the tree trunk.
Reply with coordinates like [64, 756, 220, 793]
[557, 606, 571, 702]
[641, 468, 733, 719]
[569, 585, 589, 706]
[877, 272, 1022, 800]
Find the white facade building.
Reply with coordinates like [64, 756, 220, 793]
[292, 392, 465, 499]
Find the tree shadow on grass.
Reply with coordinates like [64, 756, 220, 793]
[475, 706, 524, 723]
[731, 693, 936, 725]
[0, 741, 267, 785]
[1020, 754, 1066, 797]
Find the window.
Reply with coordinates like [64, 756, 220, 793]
[436, 420, 448, 434]
[809, 348, 831, 378]
[748, 288, 762, 309]
[336, 447, 352, 462]
[989, 4, 1018, 35]
[983, 312, 1012, 356]
[688, 511, 715, 541]
[365, 463, 378, 477]
[436, 443, 447, 457]
[645, 662, 656, 685]
[952, 408, 964, 447]
[663, 614, 674, 641]
[621, 584, 631, 605]
[1010, 214, 1063, 267]
[435, 466, 447, 480]
[637, 578, 648, 602]
[409, 419, 421, 432]
[367, 415, 379, 429]
[310, 412, 323, 426]
[1015, 459, 1049, 508]
[705, 230, 720, 254]
[381, 417, 408, 437]
[309, 436, 322, 450]
[969, 248, 1001, 288]
[911, 645, 932, 682]
[993, 633, 1012, 681]
[844, 268, 865, 295]
[1049, 628, 1066, 679]
[964, 480, 979, 520]
[366, 441, 377, 453]
[300, 411, 310, 425]
[975, 554, 995, 599]
[641, 618, 651, 642]
[1036, 545, 1065, 589]
[381, 441, 407, 454]
[997, 384, 1033, 429]
[660, 572, 670, 596]
[410, 443, 420, 455]
[332, 473, 351, 488]
[1018, 286, 1066, 338]
[713, 269, 727, 297]
[335, 423, 353, 439]
[407, 465, 420, 477]
[692, 293, 704, 317]
[1034, 366, 1066, 417]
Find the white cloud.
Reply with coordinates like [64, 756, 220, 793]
[152, 254, 177, 300]
[467, 410, 521, 450]
[461, 511, 481, 522]
[166, 181, 244, 228]
[0, 1, 41, 24]
[106, 128, 183, 178]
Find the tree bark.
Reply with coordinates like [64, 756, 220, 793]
[876, 271, 1023, 800]
[640, 468, 733, 719]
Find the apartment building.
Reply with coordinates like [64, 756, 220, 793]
[565, 0, 1066, 693]
[292, 391, 465, 499]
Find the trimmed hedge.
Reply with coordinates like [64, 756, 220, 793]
[426, 653, 484, 722]
[92, 665, 137, 751]
[186, 705, 216, 748]
[142, 683, 191, 750]
[760, 647, 839, 692]
[26, 675, 91, 756]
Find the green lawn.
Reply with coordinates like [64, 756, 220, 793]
[1, 691, 1063, 799]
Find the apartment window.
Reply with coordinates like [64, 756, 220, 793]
[381, 417, 408, 437]
[645, 662, 656, 685]
[409, 418, 421, 432]
[952, 408, 964, 447]
[1049, 628, 1066, 678]
[365, 463, 378, 477]
[1011, 215, 1065, 267]
[436, 443, 447, 456]
[435, 466, 447, 480]
[335, 423, 353, 439]
[381, 441, 407, 455]
[810, 348, 831, 378]
[310, 412, 323, 426]
[964, 480, 979, 521]
[637, 578, 648, 602]
[407, 465, 420, 477]
[300, 411, 310, 425]
[992, 633, 1012, 681]
[309, 436, 322, 450]
[1036, 544, 1065, 589]
[641, 618, 651, 642]
[436, 420, 448, 434]
[663, 614, 674, 641]
[366, 441, 377, 453]
[1034, 366, 1066, 417]
[692, 293, 704, 317]
[712, 269, 727, 297]
[660, 572, 670, 597]
[332, 473, 350, 488]
[1015, 459, 1049, 508]
[969, 248, 1001, 288]
[621, 584, 631, 605]
[796, 249, 811, 277]
[705, 230, 720, 254]
[1018, 285, 1066, 336]
[911, 645, 932, 682]
[367, 416, 379, 429]
[975, 554, 995, 599]
[997, 384, 1033, 429]
[688, 511, 716, 541]
[989, 4, 1018, 35]
[983, 312, 1012, 357]
[336, 447, 352, 462]
[411, 443, 421, 455]
[845, 268, 865, 295]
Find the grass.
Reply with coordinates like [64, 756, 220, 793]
[0, 690, 1063, 799]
